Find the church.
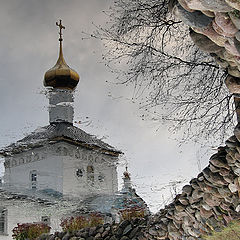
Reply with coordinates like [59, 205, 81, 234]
[0, 20, 148, 239]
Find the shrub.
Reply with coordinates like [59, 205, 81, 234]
[60, 213, 104, 232]
[12, 223, 51, 240]
[119, 206, 146, 221]
[203, 220, 240, 240]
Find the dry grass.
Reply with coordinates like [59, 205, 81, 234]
[203, 221, 240, 240]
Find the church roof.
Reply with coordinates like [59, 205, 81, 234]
[0, 123, 121, 157]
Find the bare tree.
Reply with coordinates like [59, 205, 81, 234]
[91, 0, 236, 145]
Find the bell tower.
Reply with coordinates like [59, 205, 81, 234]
[44, 20, 80, 124]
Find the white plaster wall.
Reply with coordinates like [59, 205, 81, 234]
[4, 145, 63, 193]
[0, 200, 67, 240]
[62, 143, 118, 197]
[49, 89, 74, 124]
[3, 142, 118, 198]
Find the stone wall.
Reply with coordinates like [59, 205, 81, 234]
[37, 218, 149, 240]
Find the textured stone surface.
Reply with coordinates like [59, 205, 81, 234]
[190, 30, 224, 53]
[173, 3, 213, 29]
[225, 0, 240, 11]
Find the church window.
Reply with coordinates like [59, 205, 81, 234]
[87, 165, 94, 186]
[30, 170, 37, 189]
[19, 158, 25, 164]
[12, 159, 17, 167]
[41, 216, 50, 225]
[98, 174, 105, 182]
[4, 161, 10, 168]
[0, 207, 7, 235]
[76, 169, 83, 178]
[26, 155, 32, 163]
[75, 149, 80, 158]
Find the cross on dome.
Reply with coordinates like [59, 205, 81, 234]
[56, 20, 65, 42]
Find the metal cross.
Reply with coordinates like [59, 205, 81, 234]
[56, 19, 65, 41]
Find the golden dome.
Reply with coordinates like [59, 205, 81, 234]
[44, 20, 79, 90]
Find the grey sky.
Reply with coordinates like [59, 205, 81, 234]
[0, 0, 215, 212]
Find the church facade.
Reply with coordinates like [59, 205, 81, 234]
[1, 20, 120, 199]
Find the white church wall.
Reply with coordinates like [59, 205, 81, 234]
[3, 142, 118, 198]
[3, 145, 63, 193]
[61, 142, 118, 197]
[0, 199, 69, 240]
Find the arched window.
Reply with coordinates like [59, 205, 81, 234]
[87, 165, 94, 186]
[0, 207, 7, 235]
[30, 170, 37, 190]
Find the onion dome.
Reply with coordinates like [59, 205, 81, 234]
[44, 20, 79, 90]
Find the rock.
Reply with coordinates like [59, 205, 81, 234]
[179, 196, 189, 205]
[215, 56, 229, 68]
[94, 233, 102, 239]
[214, 12, 238, 37]
[86, 236, 94, 240]
[236, 31, 240, 42]
[102, 230, 110, 238]
[122, 224, 132, 235]
[228, 66, 240, 77]
[37, 233, 50, 240]
[226, 154, 236, 165]
[193, 24, 226, 47]
[222, 49, 236, 61]
[210, 155, 229, 169]
[234, 38, 240, 55]
[200, 0, 233, 12]
[209, 164, 220, 173]
[120, 236, 129, 240]
[109, 236, 118, 240]
[129, 226, 139, 238]
[62, 233, 72, 240]
[192, 189, 204, 200]
[229, 182, 238, 193]
[202, 10, 215, 17]
[226, 138, 240, 147]
[185, 0, 208, 11]
[203, 193, 221, 207]
[173, 3, 213, 29]
[175, 203, 186, 211]
[219, 168, 230, 177]
[190, 30, 224, 53]
[182, 185, 193, 195]
[200, 207, 213, 218]
[178, 0, 195, 11]
[223, 172, 236, 183]
[225, 75, 240, 93]
[229, 12, 240, 30]
[202, 203, 212, 211]
[168, 0, 178, 12]
[89, 227, 97, 236]
[118, 220, 130, 230]
[225, 0, 240, 11]
[225, 40, 240, 57]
